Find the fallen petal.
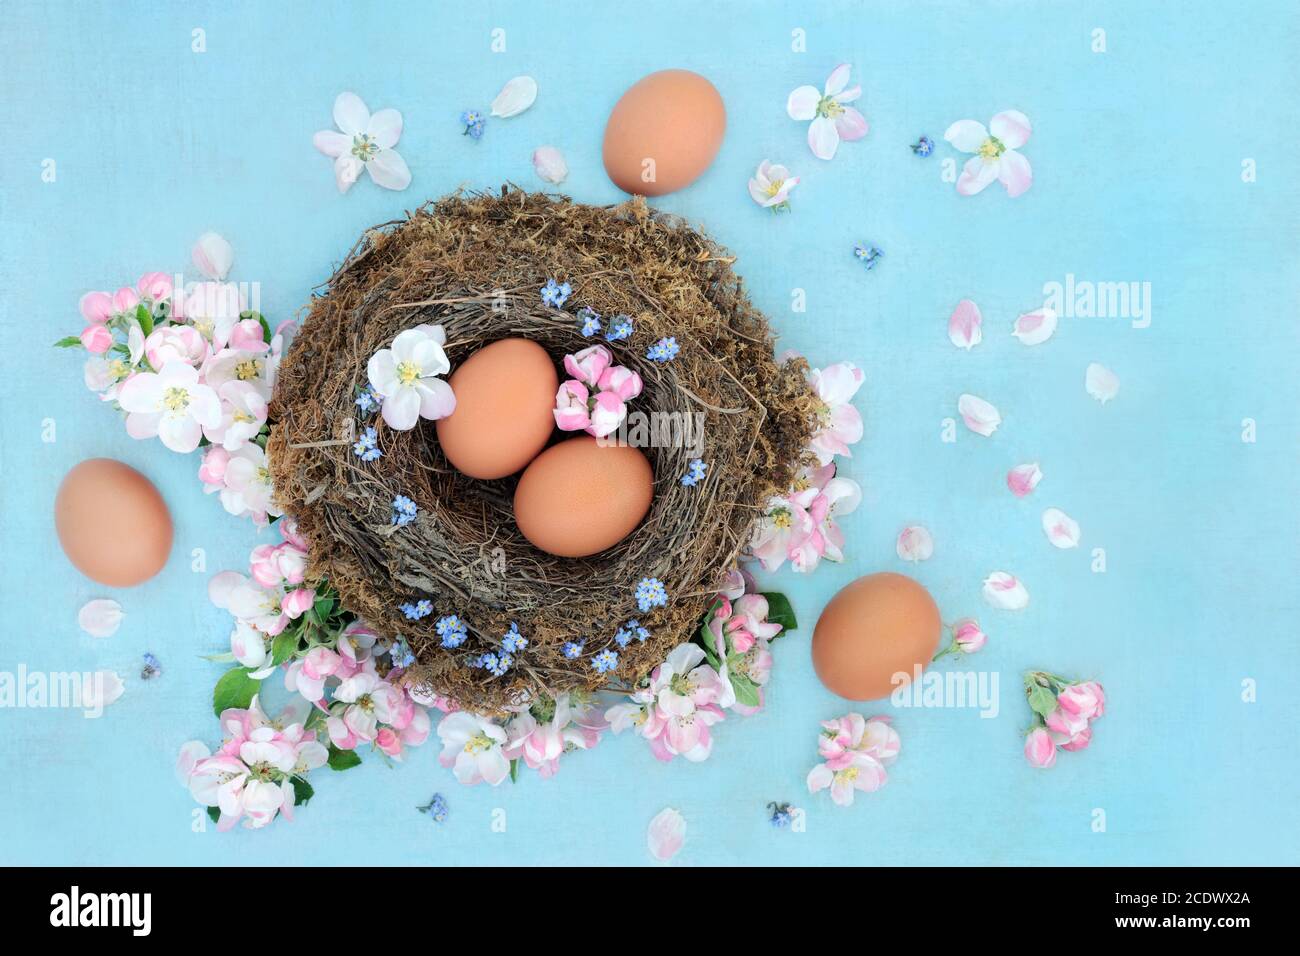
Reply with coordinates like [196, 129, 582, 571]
[1042, 508, 1081, 549]
[81, 670, 125, 710]
[647, 807, 686, 862]
[983, 572, 1029, 610]
[948, 299, 983, 350]
[491, 75, 537, 118]
[532, 145, 568, 184]
[78, 599, 124, 638]
[1012, 307, 1058, 346]
[1006, 463, 1043, 498]
[896, 525, 934, 563]
[1086, 363, 1120, 403]
[957, 393, 1001, 437]
[192, 232, 233, 281]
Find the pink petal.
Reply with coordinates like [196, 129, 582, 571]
[1041, 508, 1081, 549]
[79, 291, 114, 323]
[896, 525, 934, 563]
[834, 107, 868, 142]
[647, 807, 686, 862]
[192, 232, 233, 281]
[1012, 306, 1057, 345]
[1006, 463, 1043, 498]
[997, 149, 1032, 198]
[947, 299, 982, 350]
[78, 599, 124, 638]
[824, 64, 852, 96]
[983, 572, 1029, 610]
[990, 110, 1032, 149]
[957, 393, 1001, 437]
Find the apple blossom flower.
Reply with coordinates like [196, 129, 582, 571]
[553, 380, 591, 431]
[1024, 727, 1057, 768]
[436, 711, 510, 785]
[748, 160, 799, 211]
[313, 92, 411, 193]
[944, 110, 1033, 197]
[80, 324, 112, 354]
[137, 271, 173, 302]
[807, 362, 864, 464]
[807, 713, 899, 806]
[218, 443, 282, 525]
[366, 325, 456, 430]
[204, 380, 268, 451]
[786, 63, 869, 160]
[749, 494, 813, 573]
[504, 692, 607, 778]
[145, 325, 209, 369]
[788, 463, 861, 573]
[118, 360, 222, 453]
[179, 281, 245, 346]
[564, 344, 611, 386]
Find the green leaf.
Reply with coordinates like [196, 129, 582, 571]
[270, 632, 298, 666]
[111, 342, 131, 357]
[52, 335, 83, 349]
[212, 666, 259, 717]
[290, 776, 314, 806]
[729, 672, 761, 708]
[135, 303, 154, 336]
[327, 745, 362, 771]
[206, 807, 221, 824]
[1027, 684, 1058, 720]
[698, 621, 720, 668]
[510, 758, 520, 783]
[312, 595, 336, 623]
[760, 592, 798, 634]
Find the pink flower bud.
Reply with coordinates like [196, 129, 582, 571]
[80, 324, 113, 354]
[228, 317, 270, 353]
[79, 291, 114, 324]
[952, 618, 987, 653]
[375, 727, 403, 759]
[137, 271, 173, 302]
[198, 445, 231, 487]
[563, 345, 612, 387]
[1024, 727, 1056, 768]
[112, 286, 140, 314]
[282, 588, 315, 619]
[553, 380, 591, 431]
[587, 390, 627, 438]
[597, 365, 643, 401]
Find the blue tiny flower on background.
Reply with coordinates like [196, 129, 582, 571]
[355, 384, 381, 415]
[577, 306, 602, 337]
[910, 135, 934, 157]
[563, 640, 585, 659]
[853, 243, 883, 271]
[501, 622, 528, 654]
[400, 600, 433, 621]
[768, 802, 795, 828]
[477, 652, 511, 676]
[353, 426, 382, 462]
[635, 577, 668, 612]
[461, 109, 485, 139]
[606, 315, 634, 342]
[646, 337, 680, 363]
[418, 793, 449, 823]
[392, 495, 418, 526]
[541, 278, 572, 308]
[591, 648, 619, 673]
[141, 652, 161, 680]
[436, 615, 468, 648]
[390, 639, 416, 669]
[627, 619, 650, 643]
[680, 458, 707, 487]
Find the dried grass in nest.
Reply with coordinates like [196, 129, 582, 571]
[269, 187, 817, 713]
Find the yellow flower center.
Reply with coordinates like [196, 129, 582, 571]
[351, 133, 378, 162]
[816, 95, 845, 119]
[764, 179, 785, 198]
[108, 359, 129, 379]
[771, 508, 793, 530]
[162, 386, 190, 412]
[837, 765, 859, 784]
[979, 136, 1006, 160]
[235, 358, 263, 381]
[464, 731, 495, 754]
[396, 361, 421, 385]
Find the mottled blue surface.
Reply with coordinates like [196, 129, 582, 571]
[2, 0, 1297, 866]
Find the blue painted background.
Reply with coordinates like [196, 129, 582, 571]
[2, 0, 1297, 865]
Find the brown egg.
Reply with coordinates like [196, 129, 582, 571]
[55, 458, 173, 587]
[436, 338, 559, 479]
[602, 69, 726, 197]
[812, 572, 941, 701]
[514, 436, 653, 557]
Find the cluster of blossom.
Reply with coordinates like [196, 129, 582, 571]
[553, 344, 644, 438]
[1022, 673, 1106, 768]
[749, 361, 865, 573]
[60, 233, 294, 527]
[806, 713, 900, 807]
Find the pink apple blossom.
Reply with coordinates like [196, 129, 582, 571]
[786, 64, 869, 161]
[807, 362, 864, 463]
[80, 324, 112, 354]
[1024, 727, 1057, 768]
[944, 110, 1033, 198]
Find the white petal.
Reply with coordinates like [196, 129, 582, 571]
[786, 85, 821, 121]
[943, 119, 989, 153]
[647, 807, 686, 862]
[808, 115, 840, 160]
[366, 108, 403, 149]
[365, 149, 411, 191]
[982, 572, 1029, 610]
[1012, 307, 1058, 346]
[175, 740, 210, 786]
[948, 299, 983, 350]
[334, 154, 363, 194]
[957, 393, 1001, 437]
[332, 91, 370, 136]
[192, 232, 234, 281]
[1007, 462, 1043, 498]
[531, 145, 568, 184]
[78, 599, 124, 638]
[81, 670, 125, 710]
[824, 63, 852, 96]
[990, 110, 1032, 149]
[1086, 363, 1120, 404]
[896, 525, 934, 563]
[312, 129, 349, 158]
[490, 75, 537, 118]
[1042, 508, 1081, 549]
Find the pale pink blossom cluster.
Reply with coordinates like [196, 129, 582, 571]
[806, 713, 900, 807]
[176, 696, 327, 831]
[1024, 678, 1106, 769]
[553, 344, 643, 438]
[209, 519, 316, 645]
[66, 233, 294, 526]
[749, 361, 864, 573]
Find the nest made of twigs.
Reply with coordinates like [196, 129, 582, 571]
[269, 187, 817, 712]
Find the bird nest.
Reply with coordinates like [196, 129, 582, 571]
[269, 188, 817, 713]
